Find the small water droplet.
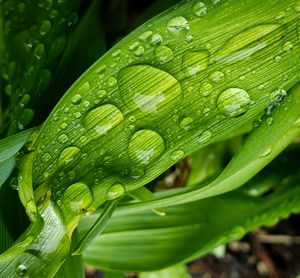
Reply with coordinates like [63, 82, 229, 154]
[134, 45, 145, 57]
[129, 115, 136, 122]
[71, 94, 82, 104]
[19, 94, 31, 107]
[154, 45, 174, 64]
[258, 84, 264, 91]
[295, 0, 300, 11]
[58, 134, 68, 143]
[275, 10, 285, 19]
[283, 41, 293, 51]
[259, 147, 272, 158]
[83, 104, 124, 139]
[112, 49, 121, 58]
[217, 88, 250, 117]
[107, 76, 117, 87]
[129, 129, 165, 165]
[74, 111, 82, 119]
[128, 41, 140, 51]
[167, 16, 189, 37]
[106, 183, 125, 200]
[171, 150, 185, 161]
[197, 130, 212, 143]
[186, 35, 194, 43]
[42, 152, 51, 162]
[17, 264, 27, 276]
[151, 34, 163, 46]
[266, 117, 274, 125]
[192, 2, 207, 17]
[97, 89, 107, 98]
[139, 31, 153, 42]
[180, 117, 194, 130]
[58, 146, 80, 167]
[33, 43, 45, 59]
[274, 56, 281, 62]
[199, 83, 213, 97]
[97, 64, 106, 74]
[40, 20, 51, 35]
[210, 71, 225, 82]
[130, 167, 145, 179]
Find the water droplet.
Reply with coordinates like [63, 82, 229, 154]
[118, 65, 183, 116]
[107, 76, 117, 87]
[182, 50, 209, 76]
[19, 94, 31, 107]
[210, 71, 224, 82]
[130, 167, 145, 179]
[74, 111, 82, 118]
[71, 94, 82, 104]
[128, 41, 140, 51]
[58, 146, 80, 167]
[167, 16, 189, 37]
[17, 264, 27, 276]
[274, 56, 281, 62]
[259, 147, 272, 158]
[97, 64, 106, 74]
[154, 45, 174, 64]
[192, 2, 207, 17]
[139, 31, 153, 42]
[180, 117, 194, 130]
[266, 117, 274, 125]
[112, 49, 121, 58]
[217, 88, 251, 117]
[42, 152, 51, 162]
[83, 104, 124, 140]
[186, 35, 194, 43]
[63, 183, 94, 213]
[97, 89, 107, 98]
[40, 20, 51, 35]
[283, 41, 293, 51]
[106, 183, 125, 200]
[58, 134, 68, 143]
[199, 83, 213, 97]
[151, 34, 163, 46]
[33, 43, 45, 59]
[258, 84, 264, 91]
[129, 129, 165, 165]
[171, 150, 185, 161]
[129, 115, 136, 122]
[275, 10, 285, 20]
[197, 130, 212, 143]
[134, 45, 145, 57]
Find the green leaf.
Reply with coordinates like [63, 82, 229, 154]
[0, 157, 15, 188]
[140, 264, 191, 278]
[0, 128, 33, 164]
[81, 181, 300, 271]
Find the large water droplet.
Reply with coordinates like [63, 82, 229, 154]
[182, 50, 209, 76]
[58, 146, 80, 167]
[217, 88, 250, 117]
[139, 31, 153, 42]
[180, 117, 194, 130]
[106, 183, 125, 200]
[129, 129, 165, 165]
[151, 34, 163, 46]
[192, 2, 207, 17]
[197, 130, 212, 143]
[118, 65, 183, 117]
[62, 183, 94, 213]
[167, 16, 189, 37]
[154, 45, 174, 64]
[17, 264, 27, 276]
[83, 104, 124, 139]
[71, 94, 82, 104]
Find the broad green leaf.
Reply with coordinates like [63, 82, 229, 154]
[117, 82, 300, 213]
[105, 270, 126, 278]
[31, 0, 300, 214]
[0, 128, 33, 164]
[0, 157, 15, 188]
[2, 0, 81, 135]
[140, 263, 191, 278]
[80, 181, 300, 271]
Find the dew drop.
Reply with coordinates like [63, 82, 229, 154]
[167, 16, 189, 37]
[40, 20, 51, 35]
[129, 129, 165, 165]
[182, 50, 209, 76]
[197, 130, 212, 143]
[107, 76, 117, 87]
[58, 134, 68, 143]
[106, 183, 125, 200]
[295, 0, 300, 11]
[71, 94, 82, 104]
[210, 71, 225, 82]
[128, 41, 140, 51]
[58, 146, 80, 167]
[186, 35, 194, 43]
[151, 34, 163, 46]
[74, 111, 82, 119]
[259, 147, 272, 158]
[192, 2, 207, 17]
[199, 83, 213, 97]
[274, 56, 281, 62]
[17, 264, 27, 276]
[217, 88, 250, 117]
[171, 150, 185, 161]
[97, 89, 107, 98]
[42, 152, 51, 162]
[283, 41, 293, 51]
[154, 45, 174, 64]
[33, 43, 45, 59]
[118, 65, 183, 116]
[139, 31, 153, 42]
[112, 49, 121, 58]
[180, 117, 194, 130]
[83, 104, 124, 140]
[19, 94, 31, 107]
[134, 45, 145, 57]
[97, 64, 106, 74]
